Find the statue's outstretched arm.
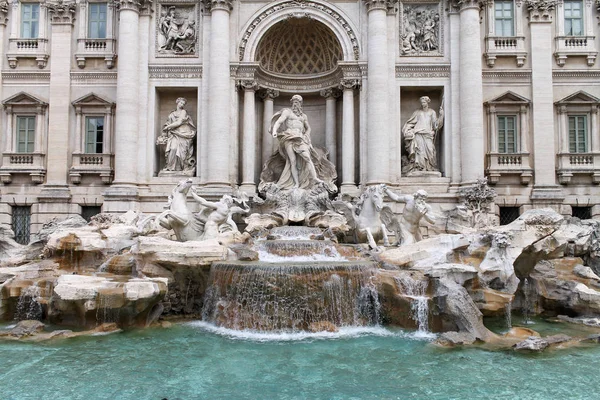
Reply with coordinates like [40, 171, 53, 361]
[191, 190, 217, 209]
[385, 187, 410, 203]
[423, 205, 436, 224]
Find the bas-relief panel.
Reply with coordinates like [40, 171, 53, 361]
[400, 1, 443, 57]
[155, 1, 200, 58]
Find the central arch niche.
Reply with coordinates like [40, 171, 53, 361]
[255, 19, 343, 76]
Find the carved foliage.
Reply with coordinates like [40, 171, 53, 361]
[525, 0, 556, 21]
[46, 0, 76, 24]
[156, 3, 198, 57]
[400, 2, 442, 56]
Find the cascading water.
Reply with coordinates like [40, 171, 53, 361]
[201, 261, 380, 331]
[505, 301, 512, 329]
[395, 276, 430, 333]
[15, 285, 43, 321]
[522, 278, 533, 325]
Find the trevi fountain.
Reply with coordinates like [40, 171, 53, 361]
[2, 95, 600, 398]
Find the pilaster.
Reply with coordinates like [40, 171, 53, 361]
[260, 89, 279, 167]
[320, 88, 341, 166]
[239, 79, 258, 194]
[339, 78, 360, 193]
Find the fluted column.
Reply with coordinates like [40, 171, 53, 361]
[528, 2, 560, 199]
[260, 89, 279, 166]
[240, 80, 258, 193]
[43, 0, 75, 193]
[364, 0, 391, 184]
[339, 79, 360, 192]
[455, 0, 485, 184]
[320, 89, 339, 164]
[206, 0, 233, 187]
[112, 0, 141, 186]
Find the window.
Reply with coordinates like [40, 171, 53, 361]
[81, 206, 102, 222]
[564, 0, 583, 36]
[85, 116, 104, 154]
[16, 116, 35, 153]
[12, 206, 31, 245]
[568, 115, 587, 153]
[88, 3, 107, 39]
[499, 207, 520, 225]
[494, 1, 514, 37]
[21, 3, 40, 39]
[572, 206, 592, 220]
[497, 115, 517, 153]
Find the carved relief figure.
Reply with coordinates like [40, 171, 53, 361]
[158, 5, 196, 55]
[402, 96, 444, 174]
[401, 4, 440, 55]
[384, 187, 436, 245]
[259, 95, 337, 192]
[156, 97, 196, 175]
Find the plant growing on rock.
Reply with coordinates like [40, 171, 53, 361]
[458, 178, 497, 229]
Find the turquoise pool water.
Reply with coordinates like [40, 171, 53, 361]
[2, 321, 600, 400]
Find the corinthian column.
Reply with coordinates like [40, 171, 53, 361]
[206, 0, 233, 187]
[527, 1, 561, 201]
[455, 0, 485, 184]
[320, 88, 340, 164]
[260, 89, 279, 166]
[364, 0, 391, 185]
[339, 79, 360, 192]
[40, 0, 75, 201]
[240, 80, 258, 194]
[112, 0, 141, 186]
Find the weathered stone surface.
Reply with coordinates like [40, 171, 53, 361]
[133, 236, 228, 268]
[229, 244, 259, 261]
[435, 331, 477, 346]
[32, 215, 88, 244]
[573, 264, 600, 281]
[380, 235, 470, 267]
[0, 320, 45, 338]
[513, 334, 572, 352]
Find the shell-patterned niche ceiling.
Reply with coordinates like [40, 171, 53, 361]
[255, 18, 343, 76]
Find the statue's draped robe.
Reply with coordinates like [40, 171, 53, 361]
[259, 109, 336, 192]
[164, 109, 196, 171]
[402, 108, 439, 172]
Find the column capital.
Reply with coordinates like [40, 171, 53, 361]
[46, 0, 76, 25]
[449, 0, 485, 12]
[0, 1, 8, 26]
[525, 0, 556, 22]
[113, 0, 150, 13]
[363, 0, 397, 13]
[259, 89, 280, 101]
[320, 88, 342, 99]
[558, 105, 568, 114]
[237, 79, 258, 92]
[204, 0, 233, 13]
[339, 78, 361, 91]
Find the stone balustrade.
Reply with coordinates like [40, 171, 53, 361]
[486, 152, 533, 185]
[69, 153, 114, 184]
[484, 36, 526, 67]
[75, 38, 116, 69]
[0, 152, 46, 184]
[557, 152, 600, 184]
[554, 36, 597, 67]
[6, 38, 49, 68]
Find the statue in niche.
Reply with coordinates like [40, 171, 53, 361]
[402, 95, 444, 175]
[384, 187, 436, 245]
[158, 5, 196, 55]
[401, 5, 440, 55]
[259, 94, 337, 193]
[156, 97, 196, 176]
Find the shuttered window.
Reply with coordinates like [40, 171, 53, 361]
[568, 115, 587, 153]
[497, 115, 517, 154]
[85, 116, 104, 154]
[16, 116, 35, 153]
[495, 1, 514, 37]
[564, 0, 583, 36]
[21, 3, 40, 39]
[88, 3, 107, 39]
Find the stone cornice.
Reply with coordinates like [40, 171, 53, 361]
[525, 0, 556, 22]
[46, 0, 76, 25]
[338, 78, 361, 90]
[395, 64, 450, 78]
[1, 70, 51, 81]
[204, 0, 233, 13]
[148, 65, 203, 79]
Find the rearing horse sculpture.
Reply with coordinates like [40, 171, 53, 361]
[333, 185, 395, 250]
[156, 179, 204, 241]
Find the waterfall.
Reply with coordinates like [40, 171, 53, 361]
[202, 261, 380, 331]
[395, 276, 430, 333]
[15, 285, 42, 321]
[505, 301, 512, 329]
[523, 278, 533, 325]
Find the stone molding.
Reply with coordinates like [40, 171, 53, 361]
[525, 0, 556, 21]
[254, 67, 343, 92]
[238, 0, 360, 62]
[1, 71, 51, 81]
[553, 70, 600, 79]
[482, 69, 532, 80]
[46, 0, 76, 25]
[319, 88, 341, 98]
[70, 72, 118, 84]
[204, 0, 233, 12]
[395, 64, 450, 78]
[148, 65, 203, 79]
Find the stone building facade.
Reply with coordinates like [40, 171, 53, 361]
[1, 0, 600, 242]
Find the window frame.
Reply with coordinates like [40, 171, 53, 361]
[84, 115, 105, 154]
[16, 115, 36, 154]
[20, 2, 40, 39]
[564, 0, 584, 37]
[497, 114, 518, 154]
[494, 0, 515, 37]
[11, 205, 31, 245]
[567, 114, 588, 153]
[87, 2, 108, 39]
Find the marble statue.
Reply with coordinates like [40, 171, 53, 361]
[402, 96, 444, 174]
[156, 97, 196, 175]
[384, 187, 435, 245]
[156, 179, 248, 241]
[259, 95, 337, 192]
[333, 185, 395, 250]
[158, 6, 197, 54]
[401, 5, 440, 55]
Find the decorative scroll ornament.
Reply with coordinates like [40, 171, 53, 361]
[46, 0, 76, 24]
[525, 0, 556, 21]
[237, 79, 259, 91]
[0, 0, 8, 24]
[259, 89, 280, 100]
[449, 0, 485, 11]
[338, 78, 360, 90]
[363, 0, 399, 12]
